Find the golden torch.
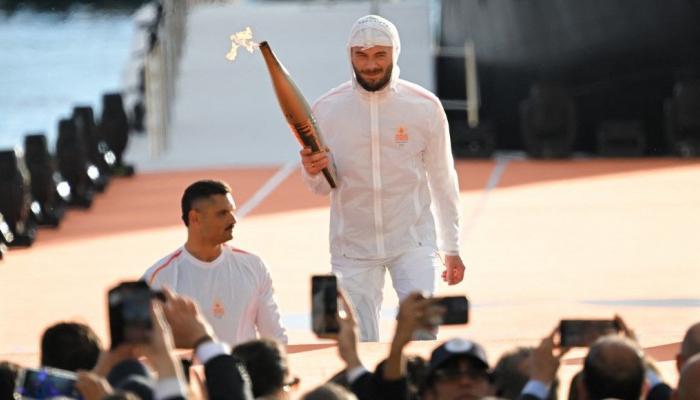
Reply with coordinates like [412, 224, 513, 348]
[259, 41, 337, 188]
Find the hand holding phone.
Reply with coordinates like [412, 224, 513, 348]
[531, 327, 569, 384]
[559, 319, 621, 347]
[136, 297, 184, 381]
[311, 275, 340, 336]
[75, 371, 112, 400]
[15, 367, 81, 399]
[425, 296, 469, 326]
[108, 281, 164, 349]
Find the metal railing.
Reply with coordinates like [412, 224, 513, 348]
[145, 0, 240, 157]
[437, 40, 481, 128]
[144, 1, 184, 157]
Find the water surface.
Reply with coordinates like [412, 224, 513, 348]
[0, 8, 135, 150]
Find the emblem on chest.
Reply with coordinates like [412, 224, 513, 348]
[394, 126, 409, 146]
[212, 297, 225, 318]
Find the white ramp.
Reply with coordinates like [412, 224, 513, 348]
[127, 0, 434, 171]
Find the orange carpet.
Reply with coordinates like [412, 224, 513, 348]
[1, 158, 698, 395]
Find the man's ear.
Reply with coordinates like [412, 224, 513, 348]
[188, 209, 199, 225]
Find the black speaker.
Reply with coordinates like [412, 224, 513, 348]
[100, 93, 134, 176]
[56, 118, 94, 208]
[73, 105, 111, 191]
[665, 80, 700, 157]
[73, 106, 115, 192]
[597, 120, 646, 157]
[24, 133, 68, 226]
[0, 212, 13, 259]
[447, 110, 495, 158]
[0, 149, 37, 247]
[520, 82, 577, 158]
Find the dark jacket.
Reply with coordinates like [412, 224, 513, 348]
[350, 362, 408, 400]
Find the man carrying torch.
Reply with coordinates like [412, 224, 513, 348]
[300, 15, 466, 341]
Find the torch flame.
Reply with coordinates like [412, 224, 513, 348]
[226, 27, 259, 61]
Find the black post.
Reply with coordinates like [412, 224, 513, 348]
[0, 149, 37, 247]
[24, 133, 67, 226]
[73, 105, 111, 191]
[100, 93, 134, 176]
[56, 118, 94, 208]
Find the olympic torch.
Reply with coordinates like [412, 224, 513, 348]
[259, 41, 337, 189]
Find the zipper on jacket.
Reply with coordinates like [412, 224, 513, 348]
[370, 93, 385, 256]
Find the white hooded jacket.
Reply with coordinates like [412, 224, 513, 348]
[302, 15, 461, 259]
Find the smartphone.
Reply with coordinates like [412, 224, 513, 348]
[311, 275, 339, 336]
[429, 296, 469, 325]
[108, 281, 163, 349]
[14, 367, 81, 399]
[559, 319, 620, 347]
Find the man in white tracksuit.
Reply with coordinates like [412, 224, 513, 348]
[300, 15, 465, 341]
[143, 180, 287, 346]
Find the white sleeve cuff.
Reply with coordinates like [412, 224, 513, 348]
[346, 365, 368, 384]
[304, 169, 326, 183]
[195, 341, 231, 364]
[521, 380, 550, 400]
[154, 376, 187, 400]
[646, 369, 662, 386]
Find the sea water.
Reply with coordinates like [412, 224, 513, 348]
[0, 7, 135, 151]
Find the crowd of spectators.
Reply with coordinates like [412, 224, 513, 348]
[1, 285, 698, 400]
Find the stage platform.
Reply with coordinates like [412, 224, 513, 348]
[1, 158, 698, 395]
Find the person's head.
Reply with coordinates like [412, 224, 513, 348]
[676, 353, 700, 400]
[677, 322, 700, 372]
[492, 347, 531, 399]
[0, 361, 20, 400]
[347, 15, 400, 92]
[41, 322, 102, 372]
[580, 335, 644, 400]
[422, 338, 492, 400]
[492, 346, 559, 400]
[302, 383, 357, 400]
[181, 180, 237, 245]
[232, 338, 297, 399]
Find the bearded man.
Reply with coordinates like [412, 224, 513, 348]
[143, 180, 287, 346]
[299, 15, 465, 341]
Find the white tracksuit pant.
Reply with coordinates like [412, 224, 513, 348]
[332, 246, 440, 341]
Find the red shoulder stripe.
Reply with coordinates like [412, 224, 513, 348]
[148, 249, 183, 285]
[230, 247, 251, 255]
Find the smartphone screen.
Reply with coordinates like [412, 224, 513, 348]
[311, 275, 339, 335]
[435, 296, 469, 325]
[108, 281, 154, 349]
[559, 319, 620, 347]
[15, 367, 81, 399]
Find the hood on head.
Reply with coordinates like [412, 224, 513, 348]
[347, 14, 401, 91]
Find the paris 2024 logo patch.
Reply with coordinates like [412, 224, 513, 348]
[395, 126, 409, 147]
[212, 298, 225, 318]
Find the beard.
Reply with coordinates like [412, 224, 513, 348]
[354, 63, 393, 92]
